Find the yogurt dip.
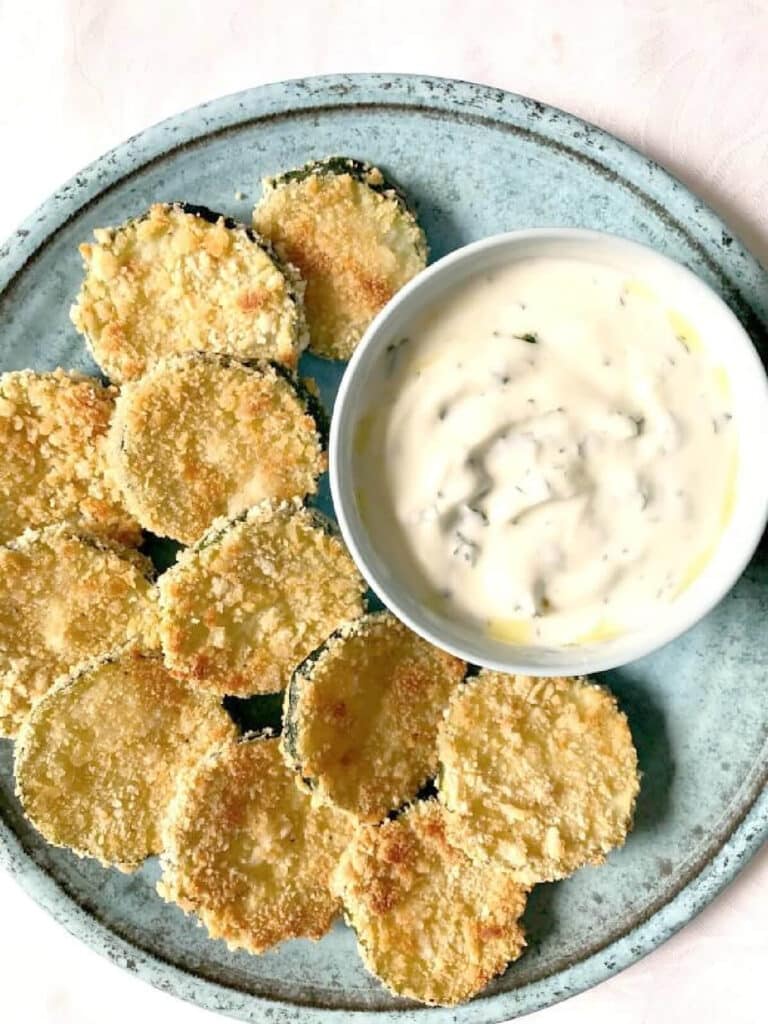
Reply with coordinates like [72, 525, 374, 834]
[354, 257, 738, 647]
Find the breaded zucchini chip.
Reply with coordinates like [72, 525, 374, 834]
[158, 499, 365, 696]
[14, 647, 234, 871]
[332, 801, 527, 1006]
[438, 672, 639, 884]
[254, 157, 427, 360]
[0, 525, 156, 737]
[158, 734, 353, 953]
[0, 369, 140, 546]
[71, 202, 308, 382]
[108, 353, 326, 544]
[282, 612, 465, 822]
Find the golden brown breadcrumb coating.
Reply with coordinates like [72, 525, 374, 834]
[254, 160, 427, 360]
[332, 801, 527, 1006]
[0, 525, 156, 737]
[70, 203, 308, 382]
[438, 672, 639, 884]
[0, 369, 141, 546]
[158, 499, 366, 696]
[282, 612, 465, 822]
[158, 734, 354, 953]
[14, 646, 235, 871]
[108, 353, 326, 544]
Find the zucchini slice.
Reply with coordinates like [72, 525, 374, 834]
[108, 353, 327, 545]
[158, 733, 354, 954]
[253, 157, 427, 360]
[14, 646, 235, 871]
[70, 202, 308, 382]
[332, 800, 528, 1006]
[282, 612, 465, 822]
[437, 672, 639, 884]
[0, 525, 156, 737]
[0, 369, 141, 546]
[158, 498, 366, 696]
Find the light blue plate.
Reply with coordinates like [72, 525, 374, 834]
[0, 74, 765, 1023]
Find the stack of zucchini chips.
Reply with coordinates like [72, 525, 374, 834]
[0, 158, 640, 1007]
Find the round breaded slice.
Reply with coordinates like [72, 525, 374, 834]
[438, 672, 640, 884]
[282, 612, 465, 822]
[158, 733, 354, 953]
[0, 368, 141, 546]
[108, 353, 327, 544]
[0, 525, 157, 737]
[14, 646, 235, 871]
[332, 800, 527, 1006]
[254, 157, 427, 360]
[158, 498, 366, 696]
[70, 202, 308, 382]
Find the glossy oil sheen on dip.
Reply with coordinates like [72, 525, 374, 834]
[355, 257, 738, 647]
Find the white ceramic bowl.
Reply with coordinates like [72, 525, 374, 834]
[330, 229, 768, 675]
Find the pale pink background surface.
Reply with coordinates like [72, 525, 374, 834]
[0, 1, 765, 1022]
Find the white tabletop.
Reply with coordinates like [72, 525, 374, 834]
[1, 2, 765, 1022]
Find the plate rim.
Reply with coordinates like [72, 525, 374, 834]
[0, 72, 766, 1024]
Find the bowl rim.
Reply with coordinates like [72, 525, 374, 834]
[330, 226, 768, 675]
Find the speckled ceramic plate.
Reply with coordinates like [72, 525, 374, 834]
[0, 75, 765, 1024]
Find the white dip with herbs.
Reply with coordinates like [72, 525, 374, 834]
[355, 257, 738, 646]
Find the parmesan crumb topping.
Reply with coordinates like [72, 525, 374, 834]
[438, 672, 640, 883]
[158, 734, 354, 953]
[0, 369, 140, 546]
[283, 612, 465, 822]
[158, 498, 366, 695]
[0, 525, 156, 736]
[254, 162, 427, 360]
[108, 353, 326, 544]
[14, 646, 235, 870]
[333, 800, 527, 1005]
[71, 203, 308, 381]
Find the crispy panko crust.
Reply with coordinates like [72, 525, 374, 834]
[282, 612, 465, 822]
[158, 734, 354, 953]
[0, 525, 156, 736]
[14, 646, 235, 871]
[0, 369, 141, 546]
[108, 353, 326, 544]
[332, 801, 527, 1006]
[438, 672, 640, 884]
[158, 498, 366, 696]
[254, 160, 427, 360]
[70, 203, 308, 382]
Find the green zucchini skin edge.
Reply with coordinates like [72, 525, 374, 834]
[264, 156, 422, 227]
[175, 201, 251, 235]
[3, 527, 156, 582]
[281, 622, 354, 786]
[167, 202, 278, 266]
[97, 201, 258, 251]
[191, 499, 340, 555]
[269, 360, 330, 449]
[281, 658, 305, 772]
